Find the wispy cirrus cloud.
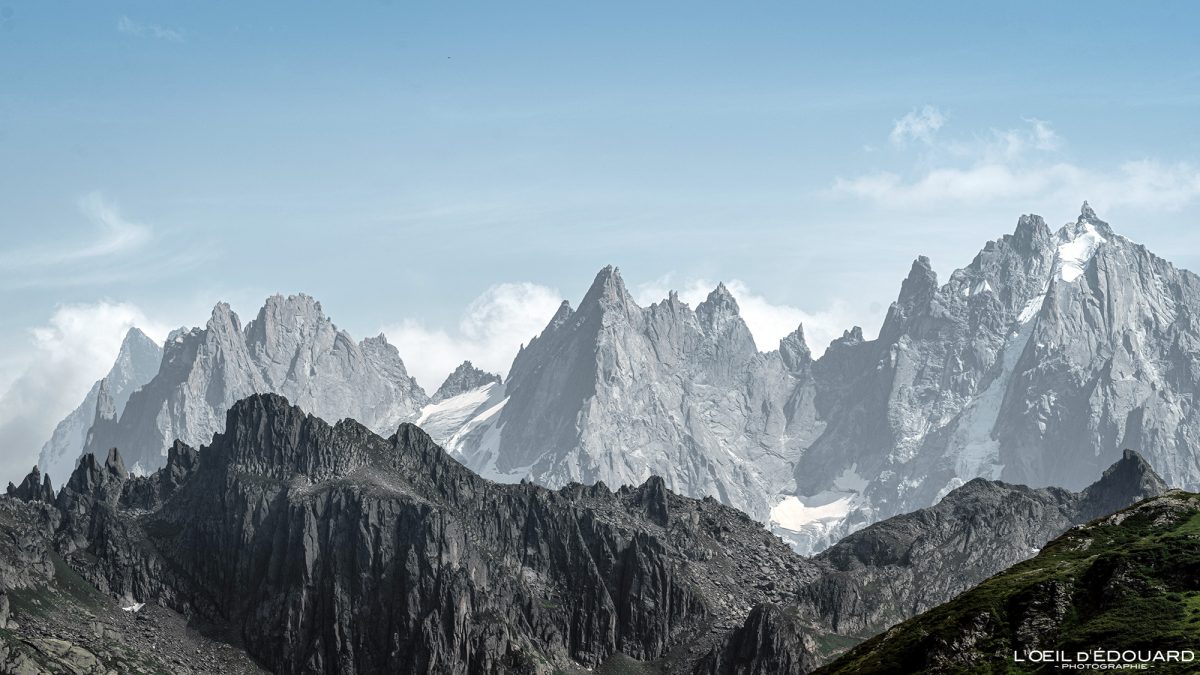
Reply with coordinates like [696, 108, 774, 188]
[0, 192, 149, 270]
[116, 15, 184, 42]
[889, 105, 947, 147]
[835, 112, 1200, 213]
[0, 192, 209, 290]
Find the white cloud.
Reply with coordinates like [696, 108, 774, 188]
[117, 15, 184, 42]
[889, 105, 946, 146]
[382, 283, 563, 391]
[634, 276, 864, 358]
[0, 302, 168, 484]
[836, 114, 1200, 212]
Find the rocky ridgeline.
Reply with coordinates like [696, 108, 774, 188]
[77, 294, 428, 475]
[432, 360, 501, 402]
[35, 394, 817, 674]
[38, 205, 1198, 559]
[0, 473, 265, 673]
[37, 327, 162, 484]
[4, 394, 1170, 674]
[416, 205, 1200, 555]
[696, 450, 1167, 673]
[819, 491, 1200, 674]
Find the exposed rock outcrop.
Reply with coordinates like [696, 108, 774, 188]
[432, 205, 1200, 555]
[37, 327, 162, 484]
[818, 491, 1200, 674]
[76, 295, 428, 475]
[429, 266, 817, 525]
[432, 360, 501, 402]
[5, 465, 54, 503]
[58, 394, 816, 674]
[698, 449, 1168, 672]
[4, 395, 1171, 674]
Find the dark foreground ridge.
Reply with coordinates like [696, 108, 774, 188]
[699, 449, 1169, 673]
[0, 394, 1172, 674]
[818, 491, 1200, 674]
[9, 394, 814, 674]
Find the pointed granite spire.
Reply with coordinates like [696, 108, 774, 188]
[779, 324, 812, 372]
[578, 265, 636, 315]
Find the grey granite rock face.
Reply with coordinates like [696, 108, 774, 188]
[37, 328, 162, 486]
[438, 266, 817, 524]
[432, 360, 501, 402]
[79, 294, 428, 475]
[5, 465, 54, 503]
[785, 203, 1200, 551]
[429, 204, 1200, 555]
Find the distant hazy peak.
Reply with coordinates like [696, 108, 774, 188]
[432, 361, 502, 402]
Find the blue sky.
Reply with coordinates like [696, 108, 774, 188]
[2, 1, 1200, 479]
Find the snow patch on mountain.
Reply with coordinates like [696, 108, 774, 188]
[770, 492, 855, 530]
[416, 382, 499, 443]
[1056, 222, 1107, 282]
[946, 293, 1044, 480]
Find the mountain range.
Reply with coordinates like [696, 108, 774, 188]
[32, 204, 1200, 557]
[423, 203, 1200, 553]
[0, 394, 1168, 673]
[73, 294, 428, 476]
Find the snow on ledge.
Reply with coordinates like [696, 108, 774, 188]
[1056, 222, 1106, 282]
[769, 492, 855, 531]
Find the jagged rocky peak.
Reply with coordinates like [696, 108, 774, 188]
[210, 393, 381, 480]
[835, 326, 864, 346]
[78, 293, 428, 475]
[897, 255, 938, 307]
[877, 255, 939, 340]
[53, 393, 815, 674]
[696, 282, 749, 339]
[110, 327, 163, 383]
[1011, 212, 1053, 253]
[207, 300, 244, 336]
[6, 466, 54, 503]
[548, 299, 574, 327]
[37, 326, 163, 484]
[119, 325, 161, 358]
[1078, 448, 1169, 520]
[578, 264, 637, 315]
[1050, 201, 1112, 282]
[60, 447, 127, 505]
[699, 281, 739, 313]
[626, 474, 671, 526]
[1076, 199, 1112, 234]
[247, 293, 329, 346]
[432, 360, 501, 402]
[94, 378, 116, 423]
[779, 324, 812, 371]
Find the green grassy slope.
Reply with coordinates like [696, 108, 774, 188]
[818, 492, 1200, 674]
